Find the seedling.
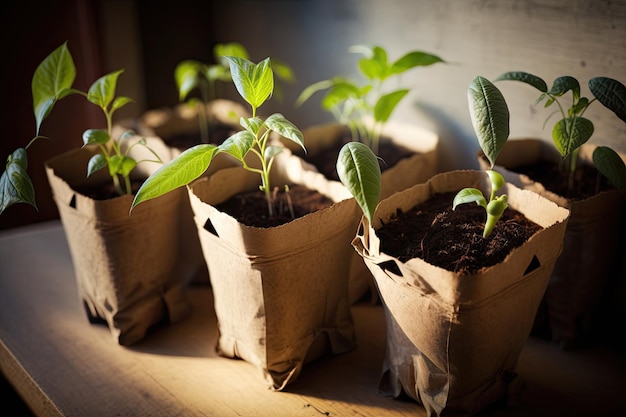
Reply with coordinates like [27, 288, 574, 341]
[453, 76, 511, 238]
[0, 42, 159, 215]
[175, 42, 295, 143]
[296, 45, 444, 155]
[132, 56, 304, 217]
[496, 71, 626, 194]
[0, 43, 80, 215]
[133, 56, 382, 223]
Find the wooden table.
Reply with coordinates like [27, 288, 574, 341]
[1, 221, 625, 417]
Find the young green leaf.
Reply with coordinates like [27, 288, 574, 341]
[589, 77, 626, 123]
[468, 76, 510, 167]
[374, 90, 409, 123]
[265, 113, 305, 151]
[219, 130, 255, 160]
[549, 76, 580, 99]
[452, 188, 487, 209]
[225, 56, 273, 110]
[495, 71, 547, 92]
[132, 144, 219, 210]
[32, 42, 76, 135]
[87, 70, 124, 110]
[336, 142, 381, 223]
[552, 117, 594, 157]
[391, 51, 445, 74]
[0, 149, 37, 213]
[592, 146, 626, 194]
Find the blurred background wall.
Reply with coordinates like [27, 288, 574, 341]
[1, 0, 625, 229]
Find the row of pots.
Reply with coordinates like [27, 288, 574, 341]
[43, 100, 623, 416]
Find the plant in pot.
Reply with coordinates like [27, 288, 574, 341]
[34, 42, 206, 346]
[351, 75, 570, 416]
[294, 44, 444, 303]
[131, 56, 381, 391]
[121, 42, 294, 158]
[480, 71, 626, 348]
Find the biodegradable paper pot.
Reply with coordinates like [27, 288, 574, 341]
[286, 121, 440, 304]
[352, 170, 570, 417]
[188, 152, 359, 390]
[45, 140, 206, 346]
[477, 138, 626, 348]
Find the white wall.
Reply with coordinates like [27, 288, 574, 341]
[209, 0, 626, 171]
[103, 0, 626, 171]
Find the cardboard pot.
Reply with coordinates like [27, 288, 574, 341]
[282, 121, 440, 304]
[45, 139, 206, 346]
[352, 170, 570, 417]
[187, 151, 359, 391]
[477, 138, 626, 348]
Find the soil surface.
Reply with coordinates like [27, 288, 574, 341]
[215, 184, 334, 228]
[480, 155, 616, 200]
[165, 124, 238, 150]
[376, 192, 542, 274]
[300, 136, 415, 181]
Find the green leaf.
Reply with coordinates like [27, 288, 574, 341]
[391, 51, 444, 74]
[593, 146, 626, 193]
[294, 79, 335, 107]
[119, 156, 137, 177]
[468, 76, 510, 167]
[174, 60, 202, 101]
[87, 69, 124, 110]
[32, 42, 76, 135]
[452, 188, 487, 210]
[264, 145, 284, 161]
[551, 117, 594, 156]
[87, 153, 107, 177]
[219, 130, 255, 160]
[495, 71, 548, 92]
[589, 77, 626, 123]
[321, 81, 361, 110]
[131, 144, 219, 210]
[374, 89, 408, 123]
[241, 116, 264, 136]
[0, 149, 37, 214]
[82, 129, 109, 146]
[549, 76, 580, 100]
[265, 113, 305, 152]
[112, 96, 132, 112]
[336, 142, 381, 223]
[486, 169, 505, 193]
[225, 56, 273, 109]
[358, 46, 388, 80]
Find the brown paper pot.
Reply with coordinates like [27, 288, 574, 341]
[45, 139, 206, 346]
[284, 121, 440, 304]
[352, 170, 570, 417]
[477, 138, 626, 348]
[187, 151, 358, 390]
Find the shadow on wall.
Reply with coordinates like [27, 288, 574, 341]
[412, 101, 478, 172]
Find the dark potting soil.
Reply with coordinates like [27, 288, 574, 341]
[215, 184, 334, 228]
[376, 192, 542, 274]
[480, 155, 616, 200]
[165, 124, 238, 150]
[302, 136, 415, 181]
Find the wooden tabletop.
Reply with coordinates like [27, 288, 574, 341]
[1, 221, 625, 417]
